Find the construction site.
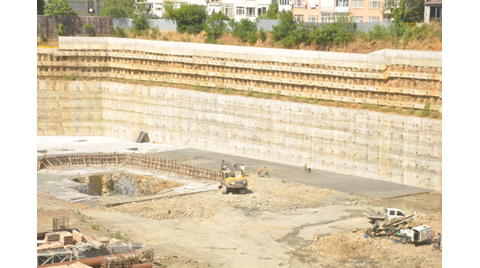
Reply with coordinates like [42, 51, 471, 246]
[36, 37, 442, 268]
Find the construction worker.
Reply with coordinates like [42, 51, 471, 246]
[304, 163, 307, 172]
[233, 163, 238, 170]
[264, 167, 269, 177]
[241, 164, 246, 177]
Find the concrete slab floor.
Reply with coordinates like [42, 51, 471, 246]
[37, 136, 434, 200]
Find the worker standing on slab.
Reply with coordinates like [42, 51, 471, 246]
[264, 167, 269, 177]
[241, 164, 246, 177]
[304, 163, 307, 172]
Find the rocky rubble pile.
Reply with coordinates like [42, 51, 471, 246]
[307, 212, 443, 267]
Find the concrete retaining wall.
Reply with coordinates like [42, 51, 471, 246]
[37, 80, 442, 191]
[58, 37, 442, 69]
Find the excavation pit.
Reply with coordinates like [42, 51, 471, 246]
[69, 171, 186, 197]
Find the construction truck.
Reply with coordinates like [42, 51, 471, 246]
[365, 207, 408, 223]
[364, 213, 433, 244]
[219, 160, 248, 194]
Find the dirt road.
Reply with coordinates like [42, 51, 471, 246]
[38, 171, 442, 267]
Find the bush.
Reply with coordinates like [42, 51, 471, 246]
[280, 22, 310, 48]
[56, 23, 66, 37]
[308, 20, 356, 47]
[163, 3, 206, 34]
[83, 23, 95, 37]
[230, 19, 257, 43]
[150, 27, 159, 39]
[258, 28, 267, 43]
[40, 33, 47, 42]
[133, 16, 149, 31]
[204, 11, 227, 44]
[112, 27, 127, 38]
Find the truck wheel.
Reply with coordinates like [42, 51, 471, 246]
[406, 238, 412, 244]
[222, 185, 227, 194]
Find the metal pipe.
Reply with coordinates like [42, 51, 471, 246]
[132, 263, 153, 268]
[37, 250, 142, 268]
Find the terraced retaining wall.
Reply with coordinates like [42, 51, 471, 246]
[37, 37, 442, 190]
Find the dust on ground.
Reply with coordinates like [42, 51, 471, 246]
[38, 171, 442, 267]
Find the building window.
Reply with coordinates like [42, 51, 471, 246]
[369, 0, 380, 9]
[352, 0, 363, 9]
[353, 16, 363, 22]
[321, 13, 334, 23]
[258, 7, 267, 15]
[336, 0, 349, 7]
[368, 16, 380, 22]
[294, 15, 304, 22]
[156, 7, 163, 11]
[236, 6, 245, 15]
[70, 2, 85, 10]
[246, 7, 255, 16]
[224, 5, 234, 19]
[294, 0, 304, 7]
[309, 15, 319, 23]
[279, 0, 289, 5]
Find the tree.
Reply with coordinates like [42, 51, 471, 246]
[162, 3, 207, 34]
[44, 0, 77, 16]
[100, 0, 148, 19]
[204, 11, 227, 44]
[38, 0, 45, 15]
[258, 1, 279, 20]
[271, 11, 296, 42]
[383, 0, 425, 23]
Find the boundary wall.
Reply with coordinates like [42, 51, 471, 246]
[38, 38, 442, 113]
[58, 37, 442, 69]
[37, 80, 442, 191]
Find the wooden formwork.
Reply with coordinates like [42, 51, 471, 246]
[37, 153, 221, 181]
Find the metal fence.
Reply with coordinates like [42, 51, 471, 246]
[37, 16, 112, 38]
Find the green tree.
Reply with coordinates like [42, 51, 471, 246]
[38, 0, 45, 15]
[162, 3, 207, 34]
[100, 0, 148, 19]
[383, 0, 425, 24]
[44, 0, 77, 16]
[271, 11, 295, 42]
[230, 19, 257, 43]
[258, 1, 279, 20]
[204, 11, 227, 44]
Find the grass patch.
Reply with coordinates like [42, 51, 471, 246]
[108, 231, 133, 242]
[91, 223, 100, 230]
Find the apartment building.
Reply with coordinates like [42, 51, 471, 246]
[147, 0, 272, 20]
[290, 0, 388, 23]
[61, 0, 101, 16]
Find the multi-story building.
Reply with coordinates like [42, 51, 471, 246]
[57, 0, 101, 16]
[147, 0, 273, 21]
[290, 0, 391, 23]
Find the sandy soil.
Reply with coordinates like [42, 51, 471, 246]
[38, 170, 442, 268]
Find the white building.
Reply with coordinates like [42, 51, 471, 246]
[146, 0, 275, 21]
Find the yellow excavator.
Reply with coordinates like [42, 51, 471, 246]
[219, 160, 248, 194]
